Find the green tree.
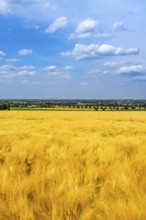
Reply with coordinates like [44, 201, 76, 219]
[7, 102, 10, 111]
[0, 103, 8, 110]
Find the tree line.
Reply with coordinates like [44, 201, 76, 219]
[0, 103, 10, 110]
[1, 100, 146, 111]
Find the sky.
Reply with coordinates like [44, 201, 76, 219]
[0, 0, 146, 99]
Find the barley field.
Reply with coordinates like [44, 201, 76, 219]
[0, 111, 146, 220]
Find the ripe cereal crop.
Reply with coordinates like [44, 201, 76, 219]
[0, 111, 146, 219]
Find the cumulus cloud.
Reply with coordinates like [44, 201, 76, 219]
[44, 65, 73, 79]
[17, 66, 36, 76]
[0, 64, 16, 72]
[113, 22, 127, 31]
[0, 0, 37, 15]
[44, 65, 57, 71]
[0, 63, 73, 80]
[45, 16, 68, 33]
[0, 64, 36, 78]
[76, 18, 97, 33]
[0, 63, 74, 78]
[68, 18, 112, 40]
[88, 67, 113, 77]
[0, 64, 17, 78]
[44, 65, 73, 72]
[18, 49, 33, 56]
[62, 44, 139, 60]
[0, 0, 12, 14]
[6, 58, 20, 63]
[0, 0, 57, 21]
[69, 32, 91, 40]
[21, 65, 36, 70]
[0, 50, 6, 57]
[118, 65, 145, 75]
[17, 70, 36, 76]
[69, 32, 113, 40]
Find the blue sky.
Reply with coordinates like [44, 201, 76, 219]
[0, 0, 146, 99]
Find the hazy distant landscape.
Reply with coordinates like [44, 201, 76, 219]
[1, 99, 146, 111]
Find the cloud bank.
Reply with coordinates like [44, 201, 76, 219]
[62, 44, 139, 60]
[118, 65, 145, 74]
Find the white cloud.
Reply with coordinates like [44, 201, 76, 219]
[17, 70, 36, 76]
[0, 64, 36, 78]
[0, 64, 16, 71]
[18, 49, 33, 56]
[0, 64, 17, 78]
[44, 65, 73, 79]
[69, 32, 92, 40]
[62, 44, 139, 60]
[0, 0, 57, 19]
[45, 16, 68, 33]
[118, 65, 145, 74]
[0, 0, 12, 14]
[0, 50, 6, 57]
[44, 65, 57, 71]
[68, 18, 111, 40]
[6, 58, 20, 63]
[98, 44, 114, 55]
[69, 32, 113, 40]
[62, 44, 98, 59]
[76, 18, 97, 33]
[21, 65, 36, 70]
[0, 64, 73, 80]
[113, 22, 127, 31]
[44, 65, 73, 72]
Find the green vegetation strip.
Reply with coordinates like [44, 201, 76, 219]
[10, 107, 146, 111]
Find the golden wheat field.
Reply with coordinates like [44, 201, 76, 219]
[0, 111, 146, 220]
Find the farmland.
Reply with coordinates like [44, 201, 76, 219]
[0, 111, 146, 219]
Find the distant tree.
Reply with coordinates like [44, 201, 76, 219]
[94, 107, 98, 111]
[108, 104, 114, 110]
[101, 106, 106, 111]
[131, 105, 136, 110]
[0, 103, 8, 110]
[7, 102, 10, 110]
[124, 105, 128, 110]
